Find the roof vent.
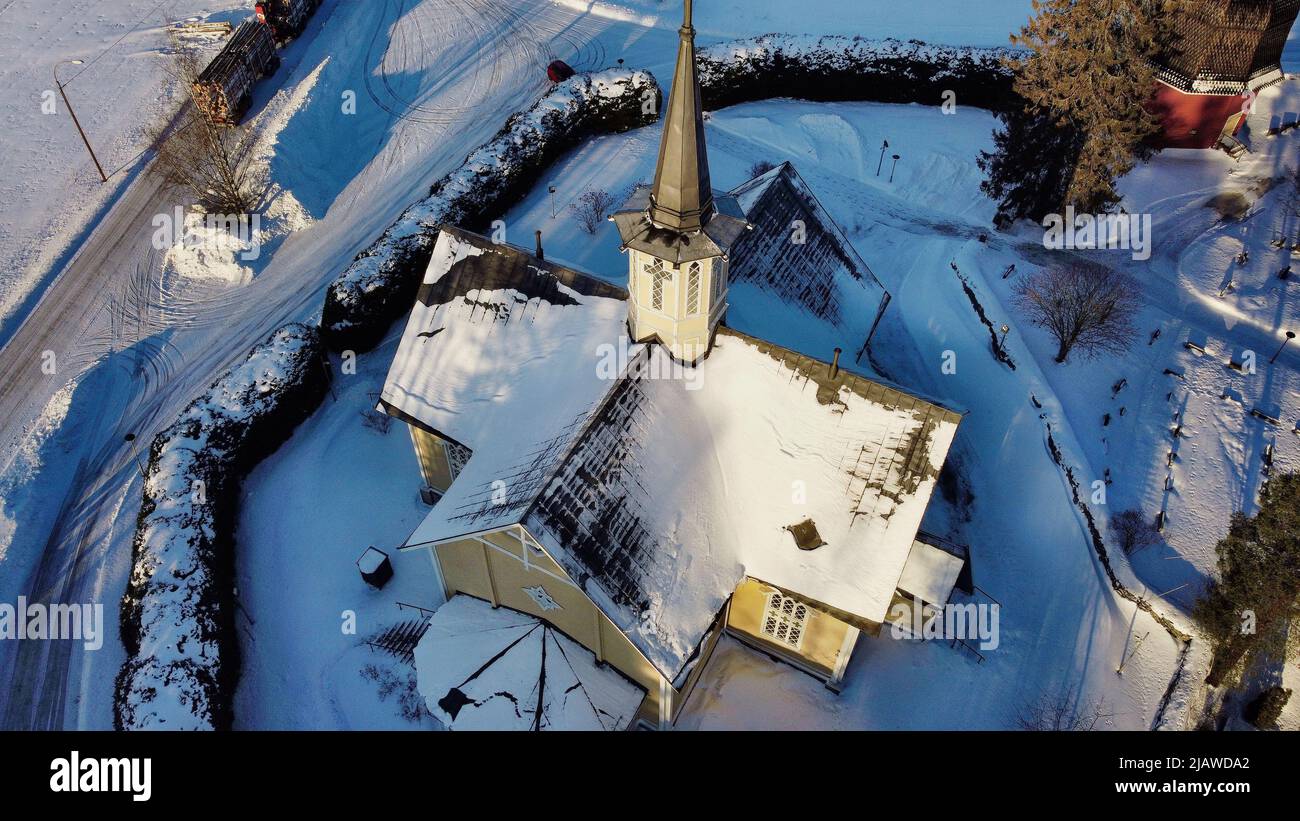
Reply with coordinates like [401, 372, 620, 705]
[786, 518, 825, 551]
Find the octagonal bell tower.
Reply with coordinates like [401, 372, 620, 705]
[611, 0, 748, 364]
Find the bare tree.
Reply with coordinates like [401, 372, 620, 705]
[748, 159, 777, 178]
[1014, 264, 1140, 363]
[150, 45, 264, 215]
[1109, 509, 1161, 556]
[571, 189, 616, 234]
[1015, 687, 1111, 730]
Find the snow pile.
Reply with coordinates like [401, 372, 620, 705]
[115, 323, 328, 730]
[321, 68, 662, 353]
[697, 35, 1022, 112]
[159, 58, 324, 286]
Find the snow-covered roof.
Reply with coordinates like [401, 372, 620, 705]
[413, 595, 645, 731]
[388, 226, 960, 683]
[897, 539, 965, 607]
[380, 227, 631, 541]
[727, 162, 890, 351]
[524, 334, 960, 679]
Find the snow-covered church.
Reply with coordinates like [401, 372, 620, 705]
[378, 1, 966, 730]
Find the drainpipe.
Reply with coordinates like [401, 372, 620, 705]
[829, 347, 842, 379]
[535, 230, 544, 261]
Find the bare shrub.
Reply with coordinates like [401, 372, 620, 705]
[1014, 264, 1140, 363]
[571, 188, 616, 234]
[748, 160, 777, 178]
[1110, 509, 1161, 556]
[1016, 687, 1111, 731]
[150, 46, 264, 215]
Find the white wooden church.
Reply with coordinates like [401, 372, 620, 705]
[377, 0, 966, 730]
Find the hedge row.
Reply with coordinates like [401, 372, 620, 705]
[697, 35, 1021, 113]
[114, 323, 328, 730]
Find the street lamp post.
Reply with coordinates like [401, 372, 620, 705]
[889, 154, 901, 183]
[876, 140, 889, 176]
[124, 433, 147, 480]
[54, 60, 107, 184]
[1269, 330, 1296, 364]
[548, 185, 557, 219]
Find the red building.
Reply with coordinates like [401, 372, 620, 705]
[1152, 0, 1299, 148]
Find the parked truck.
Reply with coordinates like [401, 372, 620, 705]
[254, 0, 321, 43]
[191, 19, 279, 125]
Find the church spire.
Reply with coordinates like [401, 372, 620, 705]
[648, 0, 713, 232]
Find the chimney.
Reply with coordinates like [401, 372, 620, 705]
[829, 348, 842, 379]
[535, 230, 544, 261]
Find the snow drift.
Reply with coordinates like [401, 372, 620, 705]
[321, 68, 663, 353]
[115, 323, 328, 730]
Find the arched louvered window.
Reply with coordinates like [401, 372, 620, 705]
[647, 258, 670, 310]
[686, 261, 701, 314]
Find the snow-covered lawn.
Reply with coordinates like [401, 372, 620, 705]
[233, 337, 440, 729]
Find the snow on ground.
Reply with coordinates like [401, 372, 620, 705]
[233, 338, 440, 729]
[0, 0, 248, 342]
[561, 0, 1037, 47]
[3, 0, 1297, 730]
[232, 95, 1197, 729]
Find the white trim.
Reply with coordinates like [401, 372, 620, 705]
[426, 546, 449, 606]
[658, 678, 673, 730]
[829, 626, 860, 689]
[471, 535, 581, 591]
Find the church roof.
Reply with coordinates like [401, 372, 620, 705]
[647, 0, 712, 232]
[611, 183, 749, 264]
[613, 0, 749, 262]
[387, 227, 961, 683]
[413, 595, 645, 731]
[724, 162, 890, 354]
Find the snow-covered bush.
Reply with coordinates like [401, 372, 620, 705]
[115, 323, 328, 730]
[697, 35, 1021, 112]
[321, 68, 662, 353]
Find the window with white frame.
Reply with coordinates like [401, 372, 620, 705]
[686, 261, 701, 314]
[647, 259, 671, 311]
[760, 591, 809, 650]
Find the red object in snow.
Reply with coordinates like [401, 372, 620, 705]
[547, 60, 576, 83]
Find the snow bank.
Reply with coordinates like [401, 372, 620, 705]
[115, 323, 328, 730]
[697, 35, 1022, 113]
[321, 68, 662, 353]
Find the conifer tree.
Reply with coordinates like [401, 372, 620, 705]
[980, 0, 1173, 223]
[1194, 473, 1300, 688]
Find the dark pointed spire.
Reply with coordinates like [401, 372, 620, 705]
[648, 0, 713, 232]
